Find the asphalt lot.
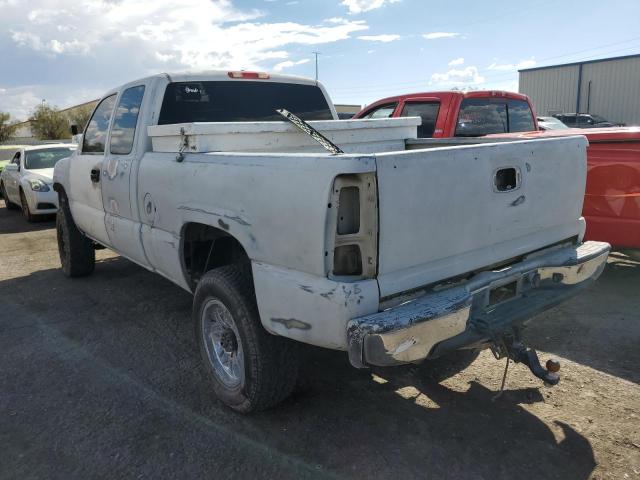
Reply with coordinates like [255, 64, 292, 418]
[1, 202, 639, 479]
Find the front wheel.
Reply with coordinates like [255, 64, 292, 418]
[56, 195, 95, 277]
[20, 189, 37, 222]
[194, 265, 299, 412]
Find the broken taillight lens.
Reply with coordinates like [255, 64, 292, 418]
[327, 173, 378, 280]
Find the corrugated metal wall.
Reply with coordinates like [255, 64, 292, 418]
[519, 65, 579, 117]
[519, 55, 640, 126]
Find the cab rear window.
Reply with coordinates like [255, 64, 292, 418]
[455, 98, 535, 136]
[158, 81, 333, 124]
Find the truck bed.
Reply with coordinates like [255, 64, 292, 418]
[142, 121, 589, 299]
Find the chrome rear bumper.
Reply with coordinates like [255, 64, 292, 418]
[347, 241, 610, 368]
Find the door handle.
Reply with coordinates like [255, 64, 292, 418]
[90, 168, 100, 183]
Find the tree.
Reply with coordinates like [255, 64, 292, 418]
[67, 102, 95, 132]
[0, 112, 18, 143]
[29, 104, 70, 140]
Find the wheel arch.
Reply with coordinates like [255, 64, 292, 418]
[180, 222, 252, 292]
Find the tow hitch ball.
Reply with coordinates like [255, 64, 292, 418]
[494, 340, 561, 386]
[511, 341, 560, 385]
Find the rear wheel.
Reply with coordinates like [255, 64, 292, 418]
[194, 265, 299, 412]
[1, 182, 19, 210]
[56, 194, 95, 277]
[20, 189, 37, 222]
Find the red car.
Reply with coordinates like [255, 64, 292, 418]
[355, 91, 640, 254]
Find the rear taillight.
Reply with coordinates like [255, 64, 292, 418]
[227, 71, 270, 79]
[326, 173, 377, 279]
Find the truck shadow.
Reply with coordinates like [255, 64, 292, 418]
[0, 258, 596, 479]
[0, 203, 56, 234]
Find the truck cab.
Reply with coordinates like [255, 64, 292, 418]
[353, 91, 538, 138]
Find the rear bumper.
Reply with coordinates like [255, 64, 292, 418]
[347, 241, 610, 368]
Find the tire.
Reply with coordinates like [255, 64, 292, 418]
[1, 182, 19, 210]
[194, 265, 299, 412]
[56, 194, 95, 277]
[20, 189, 37, 222]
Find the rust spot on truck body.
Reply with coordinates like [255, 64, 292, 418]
[271, 318, 311, 330]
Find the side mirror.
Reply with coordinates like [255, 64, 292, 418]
[4, 163, 18, 172]
[70, 124, 79, 136]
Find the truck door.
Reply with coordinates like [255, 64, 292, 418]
[101, 84, 149, 266]
[69, 94, 116, 246]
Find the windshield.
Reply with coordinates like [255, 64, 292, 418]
[455, 98, 535, 136]
[591, 114, 609, 123]
[24, 147, 76, 170]
[539, 117, 570, 130]
[158, 81, 334, 124]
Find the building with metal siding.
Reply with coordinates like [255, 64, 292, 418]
[519, 54, 640, 126]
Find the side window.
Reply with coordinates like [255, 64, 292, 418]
[400, 102, 440, 138]
[506, 99, 535, 132]
[110, 85, 145, 155]
[562, 115, 576, 125]
[455, 99, 508, 136]
[12, 152, 21, 164]
[362, 103, 397, 119]
[83, 94, 117, 154]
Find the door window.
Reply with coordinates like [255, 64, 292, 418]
[12, 152, 20, 164]
[110, 85, 145, 155]
[400, 102, 440, 137]
[362, 103, 397, 119]
[83, 94, 117, 154]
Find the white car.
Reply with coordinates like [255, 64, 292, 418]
[0, 144, 76, 221]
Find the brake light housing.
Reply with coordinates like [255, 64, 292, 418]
[326, 173, 378, 280]
[227, 71, 270, 79]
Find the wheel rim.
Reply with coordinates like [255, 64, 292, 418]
[201, 299, 244, 389]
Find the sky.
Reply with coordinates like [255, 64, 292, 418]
[1, 0, 639, 120]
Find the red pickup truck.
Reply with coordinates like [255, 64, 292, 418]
[353, 90, 539, 138]
[354, 91, 640, 254]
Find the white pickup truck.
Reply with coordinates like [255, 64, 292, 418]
[54, 70, 610, 412]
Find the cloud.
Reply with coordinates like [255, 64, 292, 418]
[423, 32, 460, 40]
[6, 1, 369, 70]
[0, 0, 373, 118]
[357, 34, 400, 42]
[487, 58, 536, 71]
[448, 57, 464, 66]
[341, 0, 400, 14]
[430, 66, 485, 86]
[10, 31, 89, 55]
[273, 58, 310, 71]
[0, 84, 104, 121]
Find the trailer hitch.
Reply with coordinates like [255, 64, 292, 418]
[491, 336, 560, 386]
[503, 340, 560, 386]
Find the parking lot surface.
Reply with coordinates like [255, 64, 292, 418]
[1, 203, 638, 479]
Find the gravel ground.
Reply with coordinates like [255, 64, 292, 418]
[1, 202, 638, 479]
